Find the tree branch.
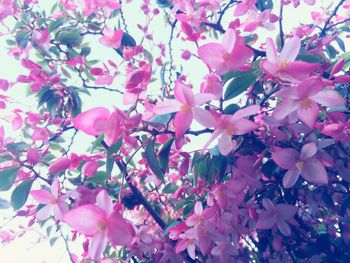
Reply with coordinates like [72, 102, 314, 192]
[320, 0, 345, 37]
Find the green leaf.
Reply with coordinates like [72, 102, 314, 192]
[16, 30, 31, 49]
[223, 104, 240, 114]
[91, 134, 105, 153]
[183, 202, 195, 216]
[163, 183, 177, 194]
[56, 29, 82, 48]
[10, 179, 34, 210]
[86, 171, 108, 185]
[159, 138, 174, 172]
[326, 45, 337, 59]
[106, 138, 123, 177]
[146, 114, 172, 127]
[0, 166, 20, 191]
[49, 237, 59, 247]
[335, 37, 346, 52]
[6, 142, 27, 151]
[48, 18, 65, 32]
[224, 71, 256, 100]
[145, 139, 164, 181]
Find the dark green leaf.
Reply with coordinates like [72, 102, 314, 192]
[56, 29, 82, 48]
[106, 138, 122, 177]
[326, 45, 337, 59]
[183, 202, 195, 216]
[145, 139, 164, 181]
[335, 37, 346, 52]
[223, 104, 240, 114]
[162, 183, 177, 194]
[146, 114, 172, 127]
[16, 30, 31, 49]
[80, 46, 91, 56]
[86, 171, 108, 185]
[224, 71, 256, 100]
[159, 138, 174, 172]
[10, 179, 34, 210]
[6, 142, 27, 151]
[0, 166, 20, 191]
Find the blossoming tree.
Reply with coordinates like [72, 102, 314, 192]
[0, 0, 350, 262]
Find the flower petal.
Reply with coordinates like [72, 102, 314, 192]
[218, 131, 233, 155]
[280, 37, 300, 63]
[89, 231, 108, 260]
[272, 148, 299, 170]
[107, 213, 133, 246]
[31, 190, 54, 204]
[311, 90, 344, 108]
[36, 205, 52, 221]
[193, 108, 216, 128]
[301, 159, 328, 185]
[72, 107, 110, 136]
[283, 169, 300, 188]
[297, 101, 319, 129]
[276, 220, 291, 236]
[174, 111, 193, 140]
[64, 205, 106, 235]
[232, 105, 260, 121]
[96, 190, 113, 215]
[153, 100, 181, 115]
[273, 100, 298, 120]
[266, 38, 279, 64]
[300, 142, 317, 161]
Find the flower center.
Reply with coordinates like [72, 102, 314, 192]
[296, 160, 304, 170]
[181, 104, 191, 112]
[97, 220, 107, 231]
[223, 52, 230, 61]
[226, 126, 237, 135]
[300, 99, 312, 109]
[279, 59, 289, 69]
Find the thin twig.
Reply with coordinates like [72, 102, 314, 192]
[320, 0, 345, 37]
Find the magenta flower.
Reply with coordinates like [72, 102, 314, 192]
[153, 81, 214, 140]
[64, 190, 134, 260]
[273, 77, 344, 128]
[198, 28, 253, 75]
[256, 198, 297, 236]
[31, 179, 69, 221]
[99, 27, 123, 49]
[194, 105, 260, 155]
[260, 37, 319, 82]
[186, 201, 216, 227]
[272, 142, 328, 188]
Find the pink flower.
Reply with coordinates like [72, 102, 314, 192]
[195, 105, 260, 155]
[272, 142, 328, 188]
[153, 81, 214, 140]
[200, 73, 222, 100]
[175, 228, 197, 260]
[31, 179, 69, 221]
[49, 157, 71, 173]
[99, 27, 123, 49]
[243, 9, 276, 32]
[233, 0, 257, 16]
[198, 28, 253, 75]
[64, 190, 134, 260]
[256, 198, 297, 236]
[82, 160, 99, 177]
[27, 148, 41, 164]
[260, 37, 319, 82]
[272, 78, 344, 128]
[186, 201, 216, 227]
[0, 79, 9, 91]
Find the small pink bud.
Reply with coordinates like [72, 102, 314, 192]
[49, 157, 71, 173]
[27, 148, 41, 164]
[82, 160, 99, 177]
[181, 50, 191, 60]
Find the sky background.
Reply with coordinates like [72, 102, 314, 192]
[0, 0, 342, 262]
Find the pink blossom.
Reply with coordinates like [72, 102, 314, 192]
[233, 0, 257, 17]
[272, 142, 328, 188]
[64, 190, 134, 260]
[256, 198, 297, 236]
[195, 105, 260, 155]
[27, 148, 41, 164]
[260, 37, 319, 82]
[99, 27, 123, 49]
[175, 228, 197, 260]
[0, 79, 9, 91]
[272, 78, 344, 128]
[82, 160, 99, 177]
[243, 9, 276, 32]
[31, 179, 69, 221]
[49, 157, 71, 173]
[153, 81, 214, 140]
[200, 73, 222, 100]
[186, 201, 216, 227]
[198, 28, 253, 75]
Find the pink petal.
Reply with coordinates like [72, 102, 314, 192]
[96, 190, 113, 215]
[232, 119, 258, 135]
[222, 28, 236, 53]
[311, 90, 344, 107]
[36, 205, 52, 221]
[104, 110, 122, 147]
[107, 213, 133, 246]
[193, 93, 214, 106]
[31, 190, 54, 204]
[283, 169, 300, 188]
[280, 37, 300, 63]
[194, 201, 203, 215]
[53, 201, 69, 221]
[175, 239, 188, 254]
[262, 198, 275, 210]
[202, 129, 223, 152]
[273, 100, 298, 120]
[272, 148, 299, 170]
[153, 100, 181, 115]
[174, 111, 193, 140]
[51, 178, 60, 197]
[198, 43, 225, 70]
[297, 101, 319, 129]
[49, 157, 71, 173]
[297, 78, 323, 98]
[300, 142, 317, 161]
[276, 204, 297, 220]
[276, 220, 291, 236]
[282, 61, 319, 80]
[218, 131, 233, 155]
[82, 160, 99, 177]
[64, 205, 106, 236]
[256, 210, 277, 229]
[0, 79, 9, 91]
[89, 231, 108, 260]
[266, 38, 279, 64]
[27, 148, 41, 164]
[72, 107, 110, 136]
[187, 243, 196, 260]
[232, 105, 260, 121]
[301, 159, 328, 185]
[193, 108, 216, 127]
[174, 82, 194, 105]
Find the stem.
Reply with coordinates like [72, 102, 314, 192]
[279, 0, 285, 48]
[320, 0, 345, 37]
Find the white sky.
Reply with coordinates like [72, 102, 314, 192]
[0, 0, 343, 262]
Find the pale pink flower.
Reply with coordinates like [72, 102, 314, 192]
[186, 201, 216, 227]
[256, 198, 297, 236]
[31, 178, 69, 221]
[272, 77, 344, 128]
[99, 27, 123, 49]
[153, 81, 214, 140]
[64, 190, 134, 260]
[272, 142, 328, 188]
[260, 37, 319, 82]
[198, 28, 253, 75]
[233, 0, 257, 17]
[200, 73, 222, 100]
[194, 105, 260, 155]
